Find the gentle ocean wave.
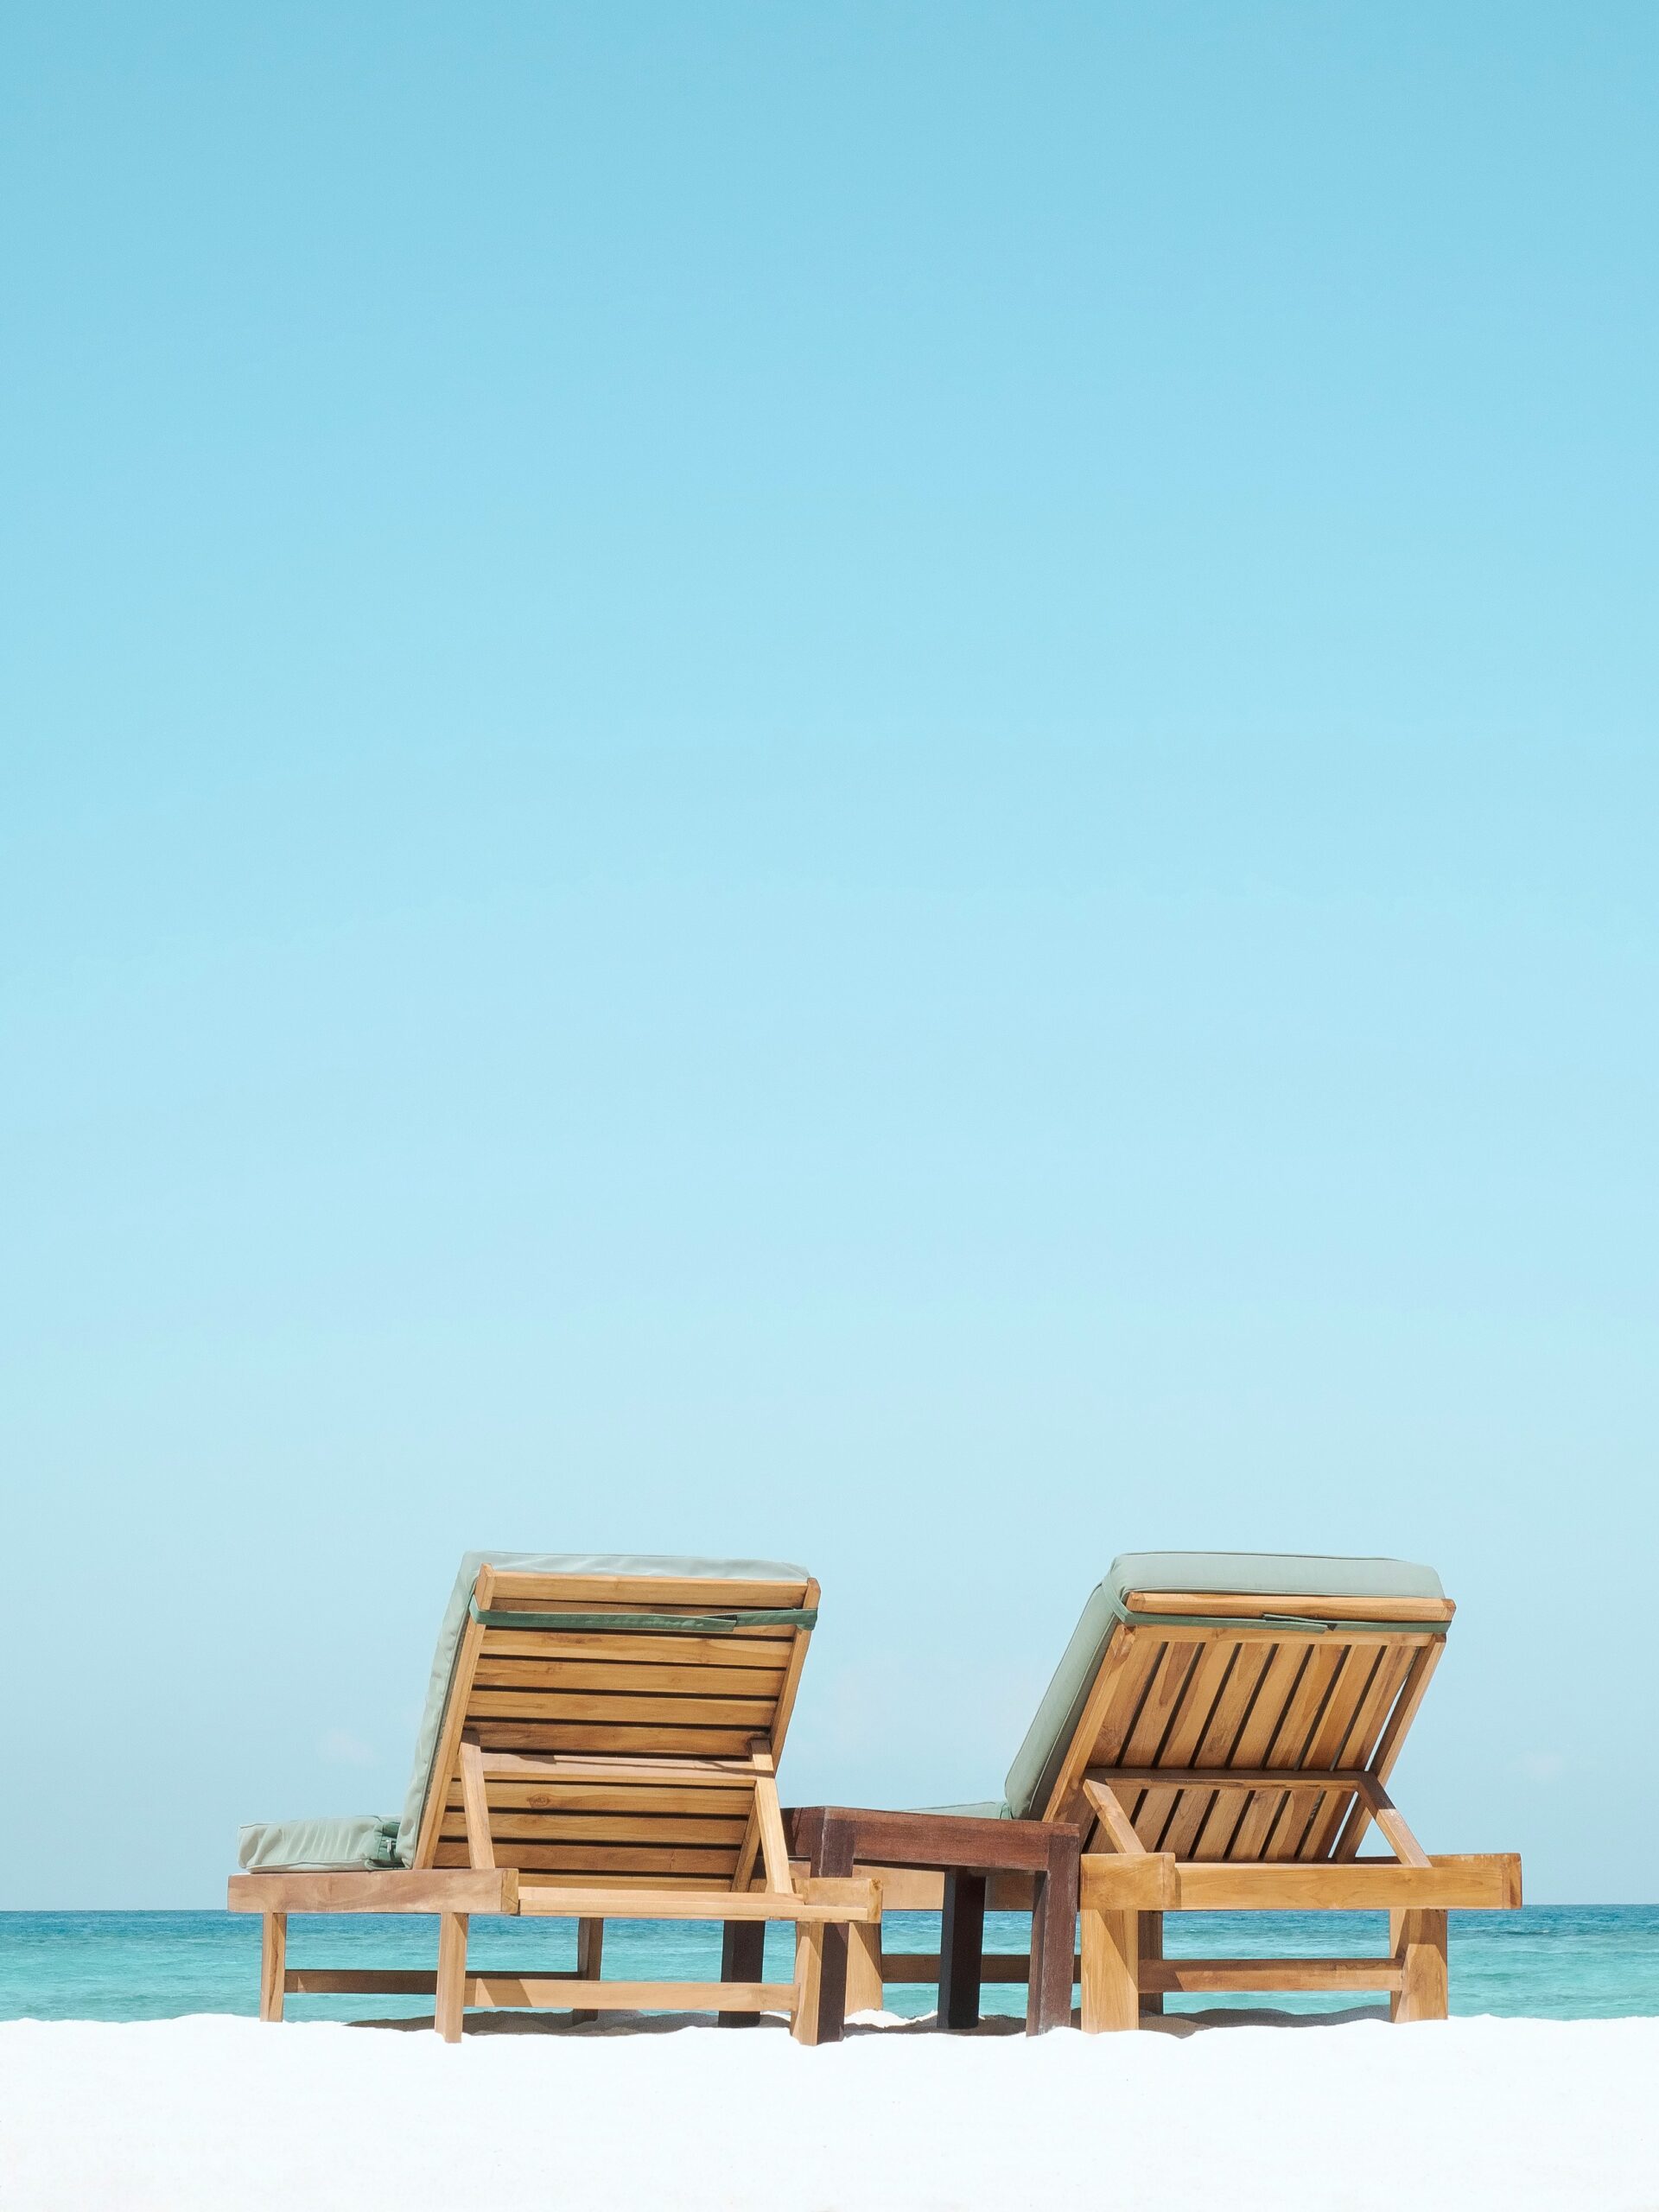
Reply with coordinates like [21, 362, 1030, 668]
[3, 1907, 1657, 2023]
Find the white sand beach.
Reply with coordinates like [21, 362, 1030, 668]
[1, 2012, 1654, 2210]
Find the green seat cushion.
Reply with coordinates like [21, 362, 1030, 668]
[237, 1815, 400, 1872]
[392, 1551, 811, 1867]
[1001, 1550, 1445, 1823]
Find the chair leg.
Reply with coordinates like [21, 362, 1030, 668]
[1080, 1904, 1141, 2032]
[791, 1921, 825, 2045]
[1390, 1908, 1448, 2022]
[1139, 1910, 1165, 2017]
[435, 1911, 468, 2044]
[571, 1917, 603, 2025]
[259, 1912, 287, 2023]
[846, 1921, 885, 2016]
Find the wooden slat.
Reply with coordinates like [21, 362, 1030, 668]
[477, 1630, 794, 1666]
[446, 1782, 754, 1817]
[286, 1969, 448, 1993]
[470, 1977, 797, 2011]
[474, 1658, 786, 1695]
[518, 1872, 736, 1892]
[475, 1751, 760, 1783]
[284, 1967, 799, 2012]
[436, 1842, 740, 1874]
[471, 1725, 760, 1756]
[467, 1692, 778, 1726]
[879, 1952, 1034, 1986]
[516, 1880, 880, 1923]
[1143, 1957, 1402, 1993]
[486, 1573, 809, 1609]
[1122, 1591, 1455, 1624]
[441, 1811, 751, 1846]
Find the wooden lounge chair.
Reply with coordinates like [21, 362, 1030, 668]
[228, 1553, 879, 2041]
[791, 1552, 1520, 2031]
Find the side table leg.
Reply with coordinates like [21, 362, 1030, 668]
[940, 1870, 987, 2031]
[1027, 1831, 1079, 2034]
[718, 1920, 766, 2026]
[1139, 1910, 1165, 2017]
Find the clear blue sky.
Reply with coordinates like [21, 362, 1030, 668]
[1, 2, 1654, 1908]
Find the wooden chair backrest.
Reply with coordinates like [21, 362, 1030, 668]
[1046, 1584, 1456, 1865]
[413, 1565, 818, 1891]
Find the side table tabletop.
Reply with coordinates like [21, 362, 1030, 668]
[784, 1805, 1081, 2042]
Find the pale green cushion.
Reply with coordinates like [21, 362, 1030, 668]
[237, 1815, 400, 1872]
[1001, 1551, 1445, 1822]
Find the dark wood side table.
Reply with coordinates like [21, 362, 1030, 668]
[784, 1805, 1080, 2041]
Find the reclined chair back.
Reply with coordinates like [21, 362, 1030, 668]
[1014, 1552, 1455, 1864]
[409, 1554, 819, 1894]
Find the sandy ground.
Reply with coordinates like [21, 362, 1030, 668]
[1, 2009, 1656, 2209]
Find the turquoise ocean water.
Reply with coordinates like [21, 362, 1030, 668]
[3, 1908, 1658, 2024]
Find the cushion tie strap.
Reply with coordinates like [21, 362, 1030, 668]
[468, 1599, 818, 1633]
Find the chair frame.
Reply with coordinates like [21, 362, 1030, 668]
[227, 1565, 880, 2042]
[810, 1580, 1520, 2030]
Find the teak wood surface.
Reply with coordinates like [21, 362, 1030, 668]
[228, 1567, 880, 2043]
